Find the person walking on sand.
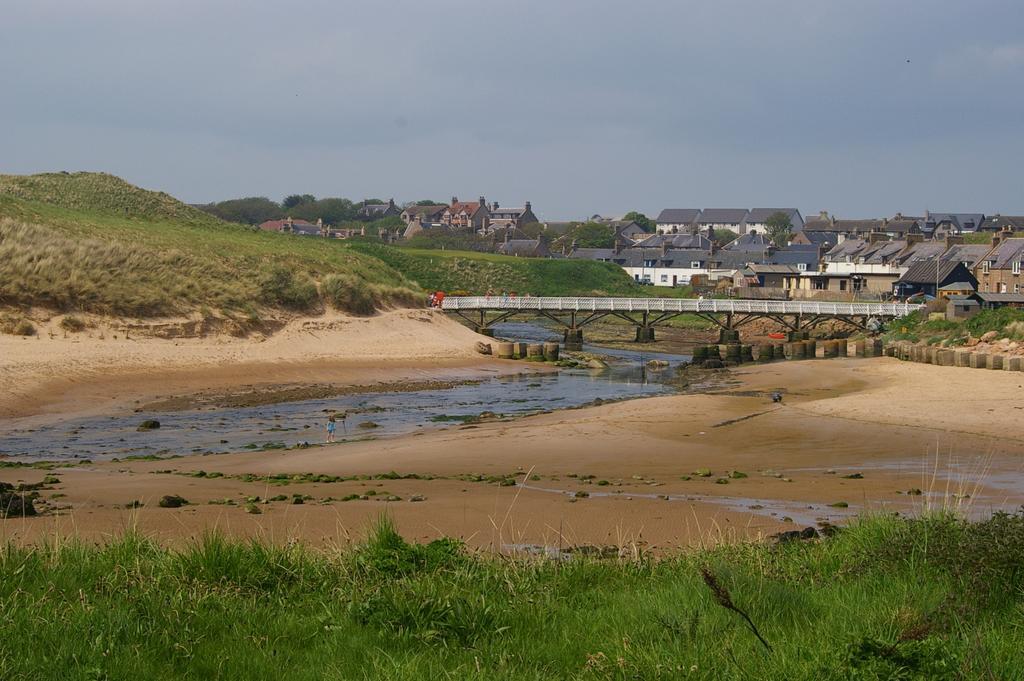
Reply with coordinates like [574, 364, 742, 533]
[326, 414, 337, 443]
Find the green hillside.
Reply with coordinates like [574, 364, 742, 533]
[0, 173, 419, 318]
[346, 242, 684, 297]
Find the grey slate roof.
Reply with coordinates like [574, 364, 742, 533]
[940, 244, 993, 268]
[656, 208, 702, 224]
[796, 230, 839, 247]
[939, 282, 977, 291]
[725, 232, 772, 252]
[979, 215, 1024, 232]
[974, 292, 1024, 303]
[634, 233, 712, 250]
[698, 209, 749, 224]
[770, 245, 821, 268]
[984, 238, 1024, 268]
[898, 260, 968, 285]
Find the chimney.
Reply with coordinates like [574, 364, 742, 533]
[905, 233, 923, 245]
[944, 234, 964, 249]
[613, 240, 623, 255]
[661, 240, 670, 257]
[451, 196, 458, 205]
[479, 196, 485, 206]
[492, 201, 499, 210]
[525, 201, 531, 212]
[388, 198, 395, 208]
[868, 232, 890, 244]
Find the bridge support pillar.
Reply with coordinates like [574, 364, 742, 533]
[476, 326, 495, 337]
[563, 328, 583, 351]
[718, 329, 740, 344]
[635, 326, 656, 343]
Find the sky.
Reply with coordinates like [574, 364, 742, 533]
[2, 0, 1023, 220]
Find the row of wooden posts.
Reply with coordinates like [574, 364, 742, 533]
[692, 338, 885, 364]
[494, 341, 561, 361]
[887, 341, 1024, 371]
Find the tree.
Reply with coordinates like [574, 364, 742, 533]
[623, 211, 654, 232]
[519, 222, 547, 239]
[283, 194, 315, 209]
[765, 211, 794, 247]
[567, 222, 616, 248]
[198, 197, 283, 225]
[415, 199, 444, 206]
[713, 229, 739, 245]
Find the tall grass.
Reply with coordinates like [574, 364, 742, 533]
[1, 512, 1021, 679]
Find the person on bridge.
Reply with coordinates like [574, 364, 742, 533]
[433, 291, 445, 308]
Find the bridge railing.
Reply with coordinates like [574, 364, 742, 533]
[440, 296, 922, 317]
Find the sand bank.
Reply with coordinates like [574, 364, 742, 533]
[4, 358, 1022, 553]
[0, 309, 499, 419]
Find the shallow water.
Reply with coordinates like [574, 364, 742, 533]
[0, 323, 689, 462]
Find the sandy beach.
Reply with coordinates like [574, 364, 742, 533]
[4, 315, 1023, 554]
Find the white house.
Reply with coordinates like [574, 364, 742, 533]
[696, 209, 749, 235]
[742, 208, 804, 235]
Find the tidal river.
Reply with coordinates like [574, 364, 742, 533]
[0, 323, 690, 462]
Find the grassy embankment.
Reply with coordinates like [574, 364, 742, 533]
[0, 173, 664, 330]
[1, 512, 1021, 679]
[0, 173, 422, 321]
[346, 242, 714, 331]
[886, 306, 1024, 346]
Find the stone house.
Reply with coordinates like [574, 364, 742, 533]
[974, 234, 1024, 294]
[358, 199, 401, 220]
[487, 201, 538, 233]
[442, 196, 491, 232]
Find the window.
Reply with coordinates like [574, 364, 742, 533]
[660, 274, 668, 283]
[1000, 283, 1008, 293]
[643, 259, 657, 267]
[690, 261, 701, 269]
[983, 261, 991, 274]
[796, 263, 807, 271]
[1016, 284, 1021, 293]
[840, 280, 848, 291]
[1013, 260, 1021, 275]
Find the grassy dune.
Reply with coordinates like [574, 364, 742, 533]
[1, 513, 1021, 679]
[347, 242, 680, 298]
[0, 173, 666, 318]
[0, 173, 420, 317]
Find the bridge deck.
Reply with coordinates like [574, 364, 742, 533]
[440, 296, 921, 317]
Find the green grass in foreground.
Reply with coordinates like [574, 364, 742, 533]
[347, 241, 692, 298]
[1, 512, 1022, 679]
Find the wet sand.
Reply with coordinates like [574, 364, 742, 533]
[4, 358, 1023, 553]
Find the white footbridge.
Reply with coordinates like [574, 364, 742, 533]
[440, 296, 922, 347]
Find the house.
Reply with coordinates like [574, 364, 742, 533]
[655, 209, 702, 234]
[790, 230, 841, 250]
[496, 239, 550, 258]
[609, 220, 650, 242]
[400, 204, 448, 238]
[724, 232, 773, 253]
[978, 215, 1024, 232]
[743, 264, 800, 289]
[487, 201, 538, 232]
[938, 282, 976, 299]
[974, 235, 1024, 294]
[358, 199, 400, 220]
[259, 217, 320, 233]
[946, 295, 980, 320]
[799, 212, 883, 240]
[442, 196, 491, 232]
[920, 211, 984, 237]
[972, 291, 1024, 309]
[741, 208, 804, 235]
[696, 209, 749, 235]
[893, 260, 977, 299]
[634, 232, 713, 250]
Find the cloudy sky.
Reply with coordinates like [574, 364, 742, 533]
[2, 0, 1023, 219]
